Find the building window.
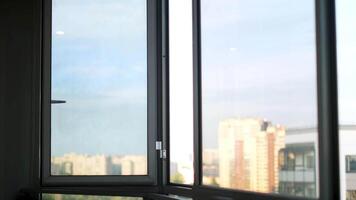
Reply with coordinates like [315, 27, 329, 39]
[346, 156, 356, 173]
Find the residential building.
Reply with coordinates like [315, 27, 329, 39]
[218, 118, 285, 192]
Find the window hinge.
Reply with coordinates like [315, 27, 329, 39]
[156, 141, 167, 159]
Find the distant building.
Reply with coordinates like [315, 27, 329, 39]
[120, 155, 147, 175]
[51, 154, 147, 176]
[51, 153, 110, 175]
[203, 149, 219, 185]
[278, 127, 318, 198]
[346, 155, 356, 200]
[340, 125, 356, 200]
[110, 155, 147, 175]
[218, 118, 285, 193]
[177, 159, 194, 184]
[278, 125, 356, 199]
[169, 161, 194, 184]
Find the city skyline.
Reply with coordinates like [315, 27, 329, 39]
[51, 153, 147, 176]
[50, 116, 356, 199]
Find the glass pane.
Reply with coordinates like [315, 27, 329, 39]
[201, 0, 319, 198]
[51, 0, 147, 175]
[168, 0, 194, 184]
[42, 194, 142, 200]
[336, 1, 356, 199]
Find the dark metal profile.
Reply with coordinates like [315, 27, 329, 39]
[315, 0, 340, 199]
[39, 186, 159, 197]
[161, 0, 170, 187]
[41, 0, 52, 187]
[41, 0, 159, 187]
[192, 0, 203, 187]
[31, 0, 43, 192]
[163, 185, 317, 200]
[37, 0, 342, 198]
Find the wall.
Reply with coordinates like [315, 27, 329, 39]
[0, 0, 41, 199]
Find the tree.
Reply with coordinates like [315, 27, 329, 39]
[210, 177, 219, 187]
[171, 172, 185, 184]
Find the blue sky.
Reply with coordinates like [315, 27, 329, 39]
[51, 0, 147, 156]
[201, 0, 318, 148]
[336, 0, 356, 126]
[51, 0, 356, 156]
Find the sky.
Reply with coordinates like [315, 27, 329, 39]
[336, 0, 356, 125]
[51, 0, 356, 160]
[200, 0, 318, 148]
[168, 0, 194, 171]
[51, 0, 147, 156]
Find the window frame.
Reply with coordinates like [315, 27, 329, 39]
[41, 0, 160, 187]
[162, 0, 341, 200]
[34, 0, 341, 199]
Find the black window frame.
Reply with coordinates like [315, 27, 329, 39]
[41, 0, 160, 187]
[34, 0, 341, 199]
[161, 0, 341, 200]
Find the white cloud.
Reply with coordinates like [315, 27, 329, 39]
[55, 30, 65, 35]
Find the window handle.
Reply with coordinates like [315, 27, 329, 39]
[51, 100, 66, 104]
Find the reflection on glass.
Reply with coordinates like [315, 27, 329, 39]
[51, 0, 147, 175]
[42, 194, 142, 200]
[336, 1, 356, 199]
[168, 0, 194, 184]
[346, 156, 356, 173]
[200, 0, 318, 197]
[167, 195, 192, 200]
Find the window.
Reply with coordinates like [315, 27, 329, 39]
[42, 0, 158, 185]
[35, 0, 340, 199]
[346, 156, 356, 173]
[347, 191, 356, 200]
[306, 152, 316, 169]
[168, 0, 194, 185]
[200, 0, 318, 198]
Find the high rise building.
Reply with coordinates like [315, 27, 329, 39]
[218, 118, 285, 192]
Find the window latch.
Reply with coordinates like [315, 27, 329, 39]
[156, 141, 167, 159]
[51, 99, 66, 104]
